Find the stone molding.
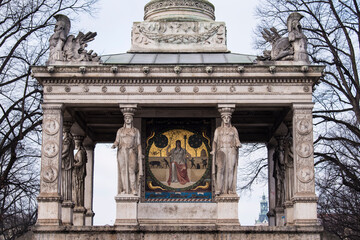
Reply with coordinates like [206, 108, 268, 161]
[32, 65, 325, 76]
[39, 78, 315, 86]
[144, 0, 215, 21]
[215, 195, 239, 203]
[292, 196, 318, 203]
[115, 196, 140, 203]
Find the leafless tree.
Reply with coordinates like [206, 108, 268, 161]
[0, 1, 97, 239]
[254, 0, 360, 238]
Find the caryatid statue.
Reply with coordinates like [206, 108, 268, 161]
[211, 107, 242, 195]
[61, 122, 74, 201]
[112, 108, 142, 195]
[73, 136, 87, 207]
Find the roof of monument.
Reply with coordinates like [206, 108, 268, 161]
[101, 53, 256, 65]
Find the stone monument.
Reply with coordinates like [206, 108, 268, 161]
[31, 0, 324, 239]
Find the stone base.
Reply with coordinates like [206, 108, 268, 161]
[138, 202, 217, 225]
[32, 225, 323, 240]
[61, 201, 74, 226]
[115, 194, 139, 226]
[85, 209, 95, 226]
[284, 201, 294, 225]
[293, 195, 318, 225]
[275, 207, 285, 226]
[36, 194, 62, 226]
[73, 206, 86, 226]
[216, 194, 240, 225]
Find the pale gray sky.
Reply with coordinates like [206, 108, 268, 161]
[76, 0, 267, 226]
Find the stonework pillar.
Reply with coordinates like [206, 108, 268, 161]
[37, 103, 64, 226]
[84, 140, 95, 226]
[292, 103, 318, 225]
[267, 141, 276, 226]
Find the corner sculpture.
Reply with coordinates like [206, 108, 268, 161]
[211, 108, 242, 195]
[259, 12, 309, 63]
[112, 108, 142, 195]
[48, 14, 100, 64]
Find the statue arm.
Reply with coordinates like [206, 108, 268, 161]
[112, 129, 121, 149]
[62, 141, 70, 158]
[136, 130, 143, 176]
[234, 127, 242, 148]
[211, 129, 218, 176]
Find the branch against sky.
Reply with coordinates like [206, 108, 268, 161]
[0, 0, 98, 239]
[255, 0, 360, 238]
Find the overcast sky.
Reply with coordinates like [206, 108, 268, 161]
[75, 0, 267, 226]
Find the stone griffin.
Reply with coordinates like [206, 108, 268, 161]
[258, 13, 309, 64]
[48, 15, 100, 64]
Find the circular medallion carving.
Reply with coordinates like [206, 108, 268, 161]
[230, 86, 236, 93]
[211, 86, 217, 93]
[175, 86, 181, 93]
[120, 86, 126, 93]
[248, 86, 254, 92]
[297, 118, 312, 135]
[296, 142, 313, 158]
[193, 86, 199, 93]
[43, 118, 60, 136]
[267, 86, 272, 92]
[156, 86, 162, 93]
[102, 86, 108, 93]
[64, 86, 71, 93]
[46, 86, 53, 92]
[138, 86, 144, 93]
[297, 166, 314, 183]
[303, 86, 310, 92]
[83, 86, 89, 93]
[43, 141, 59, 158]
[42, 166, 58, 183]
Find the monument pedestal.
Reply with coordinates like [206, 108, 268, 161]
[73, 206, 86, 226]
[115, 195, 139, 226]
[215, 194, 240, 225]
[61, 201, 74, 226]
[36, 194, 62, 226]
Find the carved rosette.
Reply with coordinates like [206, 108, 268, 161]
[40, 104, 63, 193]
[292, 106, 315, 194]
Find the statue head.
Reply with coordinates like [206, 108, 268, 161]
[287, 12, 304, 32]
[219, 107, 234, 126]
[53, 14, 71, 36]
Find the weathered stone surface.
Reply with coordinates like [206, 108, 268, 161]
[130, 21, 227, 53]
[31, 225, 323, 240]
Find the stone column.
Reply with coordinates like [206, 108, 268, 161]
[284, 121, 294, 225]
[267, 140, 276, 226]
[72, 135, 87, 226]
[37, 103, 64, 226]
[61, 121, 75, 226]
[292, 103, 318, 225]
[84, 140, 95, 226]
[115, 104, 140, 226]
